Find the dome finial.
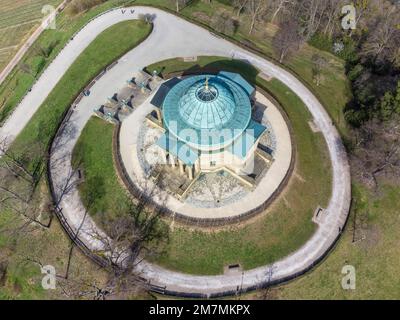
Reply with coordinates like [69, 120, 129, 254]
[205, 76, 209, 91]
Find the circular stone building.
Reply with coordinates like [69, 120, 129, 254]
[149, 72, 267, 179]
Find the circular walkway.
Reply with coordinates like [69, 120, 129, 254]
[119, 89, 292, 220]
[2, 6, 351, 296]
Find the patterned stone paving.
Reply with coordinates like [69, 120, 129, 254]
[185, 171, 248, 208]
[137, 123, 164, 176]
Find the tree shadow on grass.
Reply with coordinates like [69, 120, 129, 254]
[181, 59, 259, 84]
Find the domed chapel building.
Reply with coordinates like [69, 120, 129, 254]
[149, 71, 267, 180]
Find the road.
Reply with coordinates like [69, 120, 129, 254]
[4, 6, 351, 296]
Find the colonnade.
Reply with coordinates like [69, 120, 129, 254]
[160, 151, 201, 180]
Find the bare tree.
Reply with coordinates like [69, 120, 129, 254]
[96, 194, 167, 268]
[19, 177, 152, 300]
[0, 122, 82, 237]
[320, 0, 342, 38]
[246, 0, 269, 35]
[351, 116, 400, 189]
[311, 53, 328, 86]
[211, 12, 236, 36]
[84, 209, 166, 299]
[0, 139, 51, 229]
[272, 19, 303, 63]
[300, 0, 330, 39]
[352, 0, 379, 34]
[24, 253, 120, 300]
[175, 0, 188, 12]
[270, 0, 294, 23]
[360, 5, 400, 65]
[82, 176, 169, 298]
[233, 0, 249, 17]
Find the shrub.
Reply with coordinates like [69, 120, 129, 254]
[210, 12, 236, 36]
[214, 0, 233, 5]
[67, 0, 106, 15]
[336, 36, 358, 63]
[347, 64, 364, 82]
[308, 33, 333, 53]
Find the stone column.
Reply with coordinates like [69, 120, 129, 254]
[160, 149, 167, 165]
[155, 108, 162, 122]
[179, 160, 185, 174]
[194, 160, 200, 174]
[187, 165, 194, 180]
[169, 154, 176, 167]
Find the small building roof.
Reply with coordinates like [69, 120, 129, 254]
[150, 77, 181, 108]
[226, 132, 255, 160]
[247, 119, 267, 141]
[156, 132, 199, 166]
[218, 71, 255, 97]
[226, 120, 266, 160]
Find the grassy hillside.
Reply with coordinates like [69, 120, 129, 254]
[244, 183, 400, 300]
[0, 0, 62, 70]
[72, 117, 130, 222]
[0, 0, 131, 124]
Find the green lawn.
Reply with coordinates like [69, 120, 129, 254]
[72, 117, 129, 223]
[0, 206, 109, 299]
[73, 57, 332, 275]
[269, 183, 400, 299]
[11, 19, 152, 155]
[285, 47, 351, 138]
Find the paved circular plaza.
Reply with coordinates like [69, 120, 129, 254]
[119, 85, 293, 221]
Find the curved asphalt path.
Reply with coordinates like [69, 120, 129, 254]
[2, 6, 351, 296]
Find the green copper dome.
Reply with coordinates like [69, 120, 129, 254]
[162, 74, 252, 150]
[178, 77, 236, 129]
